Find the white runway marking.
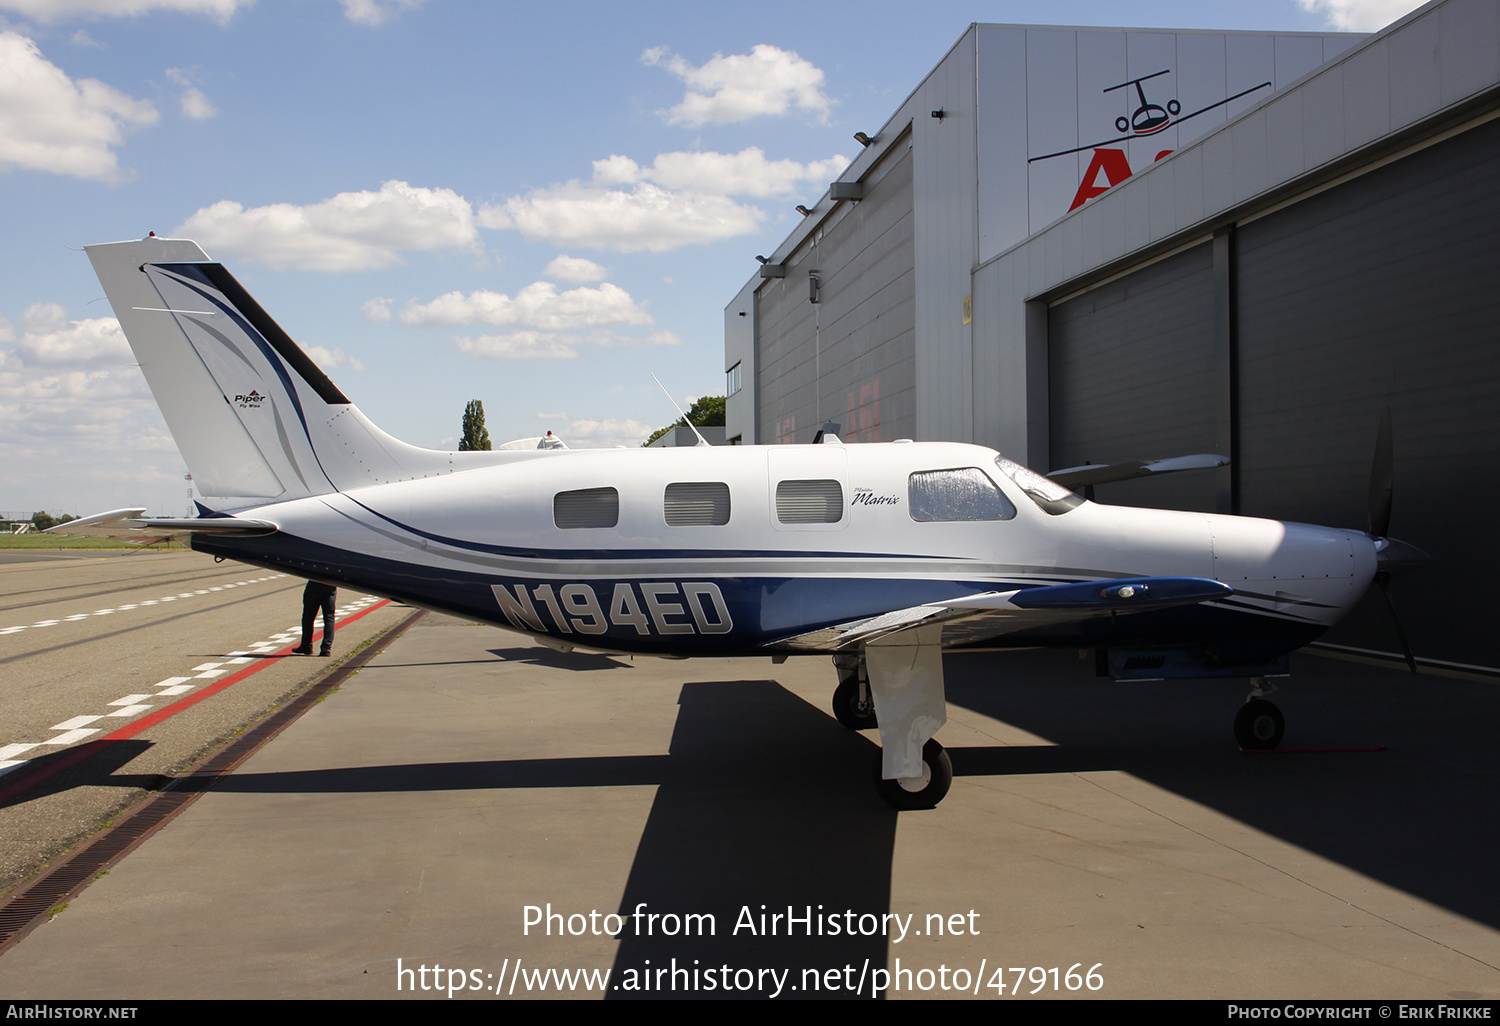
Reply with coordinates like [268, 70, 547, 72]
[0, 576, 288, 636]
[0, 594, 384, 778]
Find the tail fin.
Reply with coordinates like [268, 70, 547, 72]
[88, 237, 463, 504]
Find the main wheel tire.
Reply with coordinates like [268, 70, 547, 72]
[873, 738, 953, 810]
[832, 674, 878, 730]
[1234, 698, 1285, 750]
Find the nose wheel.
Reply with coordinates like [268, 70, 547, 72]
[1234, 698, 1284, 750]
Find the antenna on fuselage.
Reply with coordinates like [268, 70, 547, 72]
[650, 373, 711, 447]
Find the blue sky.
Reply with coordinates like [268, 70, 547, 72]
[0, 0, 1421, 515]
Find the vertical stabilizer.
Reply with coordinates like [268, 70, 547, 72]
[88, 237, 483, 504]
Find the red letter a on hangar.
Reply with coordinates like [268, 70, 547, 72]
[1068, 148, 1134, 211]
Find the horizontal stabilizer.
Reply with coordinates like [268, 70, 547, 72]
[1047, 454, 1228, 489]
[46, 507, 277, 544]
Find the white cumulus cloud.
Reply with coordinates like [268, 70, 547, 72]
[400, 281, 652, 331]
[14, 303, 130, 363]
[0, 30, 157, 181]
[1296, 0, 1426, 30]
[563, 417, 654, 449]
[478, 181, 763, 253]
[455, 332, 579, 361]
[643, 44, 832, 127]
[543, 255, 607, 283]
[0, 0, 249, 21]
[361, 297, 393, 323]
[340, 0, 423, 25]
[593, 147, 849, 199]
[304, 345, 363, 372]
[173, 180, 479, 271]
[0, 300, 179, 512]
[166, 68, 217, 119]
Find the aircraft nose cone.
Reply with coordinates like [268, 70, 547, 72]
[1373, 535, 1431, 576]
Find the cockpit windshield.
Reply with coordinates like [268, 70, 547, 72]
[993, 456, 1085, 515]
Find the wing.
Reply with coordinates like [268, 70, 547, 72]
[45, 507, 278, 545]
[765, 577, 1233, 652]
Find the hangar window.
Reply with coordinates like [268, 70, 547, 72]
[776, 479, 843, 524]
[726, 362, 742, 397]
[993, 456, 1083, 515]
[554, 487, 619, 529]
[909, 468, 1016, 522]
[665, 482, 731, 526]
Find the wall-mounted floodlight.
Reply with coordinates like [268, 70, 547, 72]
[830, 182, 865, 201]
[931, 108, 946, 119]
[854, 131, 874, 146]
[808, 270, 821, 304]
[755, 255, 771, 264]
[796, 204, 813, 217]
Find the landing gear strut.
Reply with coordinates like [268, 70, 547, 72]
[1235, 677, 1285, 750]
[831, 655, 877, 729]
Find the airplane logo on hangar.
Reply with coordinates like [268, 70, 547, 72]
[1027, 70, 1273, 212]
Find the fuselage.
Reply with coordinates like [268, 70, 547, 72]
[191, 440, 1378, 660]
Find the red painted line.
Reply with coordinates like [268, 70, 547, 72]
[1242, 746, 1387, 753]
[105, 600, 389, 741]
[0, 600, 391, 804]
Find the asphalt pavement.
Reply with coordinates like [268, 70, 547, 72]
[0, 601, 1495, 1000]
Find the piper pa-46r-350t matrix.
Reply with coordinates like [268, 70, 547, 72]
[56, 236, 1428, 809]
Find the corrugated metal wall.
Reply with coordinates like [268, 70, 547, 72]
[1043, 116, 1500, 668]
[1234, 115, 1500, 668]
[755, 143, 916, 444]
[1047, 242, 1219, 512]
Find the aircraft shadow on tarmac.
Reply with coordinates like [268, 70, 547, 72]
[13, 646, 1498, 996]
[202, 679, 900, 999]
[942, 647, 1500, 934]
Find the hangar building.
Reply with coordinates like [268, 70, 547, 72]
[723, 0, 1500, 673]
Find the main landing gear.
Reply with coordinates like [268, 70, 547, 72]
[1234, 677, 1285, 750]
[873, 738, 953, 810]
[831, 654, 878, 730]
[832, 641, 952, 811]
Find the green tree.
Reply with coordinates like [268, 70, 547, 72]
[643, 395, 726, 447]
[460, 399, 491, 451]
[30, 511, 55, 532]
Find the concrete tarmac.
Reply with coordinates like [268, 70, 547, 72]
[0, 613, 1496, 1000]
[0, 550, 410, 895]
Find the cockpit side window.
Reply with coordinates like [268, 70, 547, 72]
[993, 456, 1084, 515]
[908, 468, 1016, 522]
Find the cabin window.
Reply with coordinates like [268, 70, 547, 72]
[664, 482, 731, 526]
[908, 468, 1016, 522]
[776, 479, 843, 524]
[554, 487, 619, 529]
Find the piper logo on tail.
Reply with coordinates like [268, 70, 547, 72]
[232, 390, 267, 409]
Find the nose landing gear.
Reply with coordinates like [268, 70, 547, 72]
[1235, 677, 1285, 750]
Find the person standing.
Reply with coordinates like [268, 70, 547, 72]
[293, 580, 337, 656]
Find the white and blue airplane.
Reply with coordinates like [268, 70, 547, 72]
[54, 236, 1425, 809]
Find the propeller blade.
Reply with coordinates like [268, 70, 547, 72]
[1375, 572, 1418, 675]
[1368, 409, 1393, 538]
